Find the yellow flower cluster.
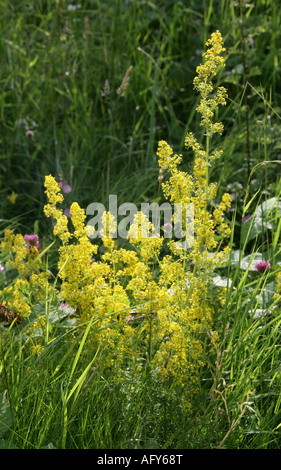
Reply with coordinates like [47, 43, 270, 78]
[193, 30, 228, 138]
[128, 212, 163, 263]
[4, 278, 32, 318]
[193, 31, 228, 136]
[25, 314, 46, 337]
[213, 193, 232, 238]
[44, 175, 71, 245]
[2, 230, 30, 275]
[31, 344, 45, 356]
[153, 30, 232, 388]
[44, 177, 135, 367]
[0, 230, 47, 319]
[0, 32, 232, 403]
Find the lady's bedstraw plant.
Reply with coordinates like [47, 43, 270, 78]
[155, 31, 232, 391]
[0, 230, 49, 319]
[0, 32, 232, 405]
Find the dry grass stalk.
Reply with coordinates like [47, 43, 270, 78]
[116, 65, 133, 97]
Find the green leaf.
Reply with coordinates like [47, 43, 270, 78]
[212, 275, 232, 287]
[29, 55, 38, 68]
[260, 281, 276, 306]
[255, 197, 281, 218]
[241, 197, 281, 244]
[241, 215, 271, 244]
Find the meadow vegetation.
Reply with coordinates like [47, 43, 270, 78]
[0, 0, 281, 449]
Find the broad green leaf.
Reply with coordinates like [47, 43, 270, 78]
[241, 216, 270, 244]
[212, 275, 232, 287]
[241, 197, 281, 245]
[230, 251, 264, 271]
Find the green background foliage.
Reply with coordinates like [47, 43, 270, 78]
[1, 0, 280, 230]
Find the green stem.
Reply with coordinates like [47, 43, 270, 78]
[203, 131, 210, 278]
[0, 327, 12, 408]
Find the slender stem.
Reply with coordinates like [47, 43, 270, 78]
[0, 327, 12, 407]
[148, 313, 153, 363]
[240, 0, 251, 189]
[203, 131, 210, 280]
[205, 131, 210, 202]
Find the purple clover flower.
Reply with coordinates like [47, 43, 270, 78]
[59, 302, 75, 314]
[164, 222, 172, 232]
[255, 260, 270, 273]
[24, 234, 40, 252]
[25, 129, 34, 137]
[59, 302, 69, 309]
[64, 208, 72, 218]
[63, 184, 72, 194]
[58, 180, 72, 194]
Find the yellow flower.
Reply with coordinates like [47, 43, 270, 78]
[7, 191, 18, 204]
[44, 175, 64, 206]
[31, 345, 45, 356]
[128, 212, 163, 263]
